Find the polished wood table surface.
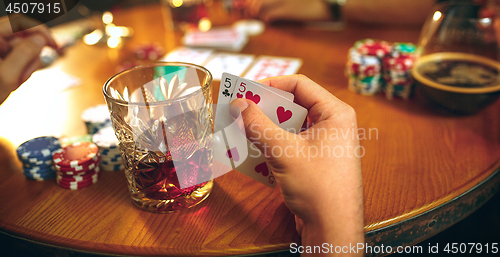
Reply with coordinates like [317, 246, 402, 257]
[1, 2, 500, 256]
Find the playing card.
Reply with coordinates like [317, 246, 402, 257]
[212, 103, 274, 186]
[160, 47, 214, 65]
[183, 28, 248, 52]
[213, 74, 307, 188]
[243, 56, 303, 81]
[215, 102, 276, 188]
[229, 142, 277, 187]
[203, 53, 255, 80]
[218, 73, 294, 105]
[230, 79, 307, 132]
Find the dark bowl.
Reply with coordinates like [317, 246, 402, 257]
[415, 82, 500, 114]
[412, 53, 500, 114]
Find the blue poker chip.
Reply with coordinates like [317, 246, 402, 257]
[100, 154, 121, 161]
[100, 165, 124, 171]
[100, 148, 120, 155]
[24, 170, 56, 181]
[100, 149, 120, 155]
[24, 165, 55, 174]
[23, 158, 53, 167]
[85, 121, 112, 135]
[23, 153, 53, 162]
[100, 159, 122, 166]
[17, 136, 60, 160]
[24, 163, 54, 172]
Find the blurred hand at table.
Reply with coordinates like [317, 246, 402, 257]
[475, 0, 500, 44]
[230, 75, 364, 254]
[243, 0, 332, 22]
[242, 0, 435, 26]
[0, 15, 59, 105]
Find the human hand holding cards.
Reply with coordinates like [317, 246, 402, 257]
[213, 73, 308, 188]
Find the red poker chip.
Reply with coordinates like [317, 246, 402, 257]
[57, 175, 94, 185]
[53, 142, 99, 168]
[383, 55, 415, 72]
[356, 39, 392, 58]
[57, 166, 101, 182]
[56, 172, 100, 189]
[347, 62, 381, 77]
[54, 157, 100, 175]
[57, 179, 95, 190]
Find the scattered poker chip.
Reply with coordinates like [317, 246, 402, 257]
[53, 142, 99, 168]
[81, 105, 112, 135]
[134, 43, 164, 61]
[17, 136, 61, 160]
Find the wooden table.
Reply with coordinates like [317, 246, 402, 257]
[1, 2, 499, 256]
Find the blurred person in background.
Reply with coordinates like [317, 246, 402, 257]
[241, 0, 436, 25]
[0, 15, 58, 104]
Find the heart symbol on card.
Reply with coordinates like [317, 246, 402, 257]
[226, 147, 240, 162]
[236, 93, 243, 98]
[255, 162, 269, 177]
[277, 106, 292, 124]
[245, 91, 261, 104]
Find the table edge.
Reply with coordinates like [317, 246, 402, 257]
[364, 161, 500, 256]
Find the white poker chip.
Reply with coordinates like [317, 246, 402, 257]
[93, 126, 119, 148]
[81, 104, 111, 123]
[233, 19, 265, 36]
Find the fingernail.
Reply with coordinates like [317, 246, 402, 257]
[30, 35, 45, 47]
[230, 98, 248, 119]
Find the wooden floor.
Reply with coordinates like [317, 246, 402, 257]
[1, 191, 499, 257]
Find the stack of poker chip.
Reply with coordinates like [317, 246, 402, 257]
[16, 136, 61, 181]
[53, 142, 101, 190]
[92, 126, 124, 171]
[382, 42, 416, 99]
[81, 104, 112, 134]
[346, 39, 392, 95]
[346, 39, 416, 100]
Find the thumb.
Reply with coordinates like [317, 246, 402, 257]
[230, 98, 291, 156]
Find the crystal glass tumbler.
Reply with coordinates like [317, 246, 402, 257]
[103, 62, 213, 213]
